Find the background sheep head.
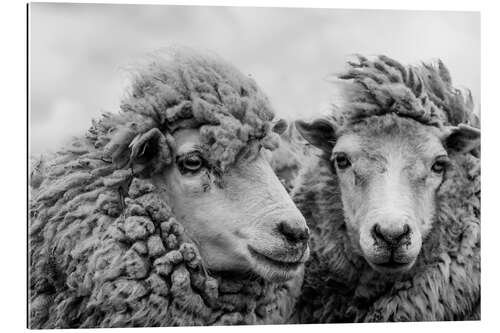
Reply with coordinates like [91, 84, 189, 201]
[296, 55, 480, 275]
[99, 47, 309, 282]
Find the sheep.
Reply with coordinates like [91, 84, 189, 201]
[28, 47, 310, 328]
[292, 55, 480, 322]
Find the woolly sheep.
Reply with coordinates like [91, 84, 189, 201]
[292, 55, 480, 322]
[29, 47, 310, 328]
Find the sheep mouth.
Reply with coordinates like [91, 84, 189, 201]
[247, 246, 305, 281]
[367, 257, 415, 274]
[362, 243, 418, 274]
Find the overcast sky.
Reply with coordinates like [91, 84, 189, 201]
[30, 3, 480, 154]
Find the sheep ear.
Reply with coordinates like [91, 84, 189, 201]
[129, 128, 173, 174]
[295, 118, 337, 154]
[442, 124, 480, 154]
[272, 118, 288, 135]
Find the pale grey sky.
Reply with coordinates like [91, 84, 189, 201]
[30, 3, 480, 154]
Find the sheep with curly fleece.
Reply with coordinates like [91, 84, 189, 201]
[292, 55, 480, 322]
[29, 47, 310, 328]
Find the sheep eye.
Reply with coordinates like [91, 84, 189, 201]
[177, 153, 204, 174]
[334, 153, 351, 170]
[431, 156, 450, 174]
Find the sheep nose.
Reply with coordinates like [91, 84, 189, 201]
[277, 220, 310, 245]
[372, 223, 411, 248]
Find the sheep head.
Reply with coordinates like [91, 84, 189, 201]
[98, 47, 309, 282]
[296, 55, 480, 275]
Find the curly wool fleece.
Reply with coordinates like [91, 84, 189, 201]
[332, 55, 479, 129]
[28, 48, 298, 328]
[292, 56, 480, 322]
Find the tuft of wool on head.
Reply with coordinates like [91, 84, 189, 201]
[334, 55, 479, 129]
[119, 46, 280, 173]
[28, 47, 298, 328]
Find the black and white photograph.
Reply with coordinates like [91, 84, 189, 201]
[14, 0, 496, 331]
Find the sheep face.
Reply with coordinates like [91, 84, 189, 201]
[296, 114, 479, 275]
[156, 128, 310, 282]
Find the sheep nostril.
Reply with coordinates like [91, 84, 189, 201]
[372, 223, 387, 244]
[278, 221, 310, 244]
[371, 223, 411, 247]
[401, 224, 411, 238]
